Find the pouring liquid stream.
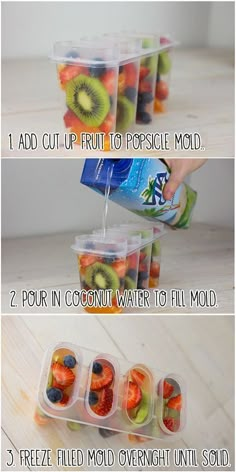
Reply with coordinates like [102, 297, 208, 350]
[102, 163, 114, 237]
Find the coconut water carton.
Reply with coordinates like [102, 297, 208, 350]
[80, 158, 197, 228]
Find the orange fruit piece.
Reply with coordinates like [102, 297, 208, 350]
[154, 98, 165, 113]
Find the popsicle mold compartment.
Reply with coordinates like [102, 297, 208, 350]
[158, 373, 186, 435]
[85, 354, 120, 420]
[122, 364, 154, 427]
[93, 229, 141, 290]
[50, 40, 120, 144]
[155, 35, 178, 113]
[81, 158, 197, 229]
[42, 343, 82, 412]
[71, 235, 128, 313]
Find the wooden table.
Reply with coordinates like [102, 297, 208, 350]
[1, 223, 234, 314]
[2, 315, 234, 471]
[2, 48, 234, 158]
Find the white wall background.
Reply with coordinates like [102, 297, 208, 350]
[1, 159, 234, 239]
[1, 1, 234, 59]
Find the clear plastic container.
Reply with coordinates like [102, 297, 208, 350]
[71, 235, 128, 314]
[36, 343, 187, 441]
[51, 40, 120, 146]
[155, 35, 178, 114]
[93, 229, 141, 290]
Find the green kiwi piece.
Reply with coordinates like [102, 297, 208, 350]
[133, 390, 149, 424]
[85, 262, 120, 294]
[152, 240, 161, 257]
[158, 51, 172, 75]
[66, 74, 110, 127]
[125, 276, 136, 290]
[116, 96, 135, 133]
[141, 54, 157, 76]
[67, 421, 81, 431]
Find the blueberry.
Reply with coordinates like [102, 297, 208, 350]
[66, 50, 80, 59]
[124, 87, 137, 103]
[127, 269, 137, 280]
[137, 102, 146, 114]
[47, 387, 63, 403]
[142, 92, 153, 104]
[90, 58, 106, 77]
[139, 112, 152, 124]
[119, 65, 124, 73]
[85, 241, 95, 250]
[89, 391, 98, 406]
[64, 355, 76, 368]
[138, 271, 149, 281]
[92, 362, 103, 374]
[156, 72, 160, 83]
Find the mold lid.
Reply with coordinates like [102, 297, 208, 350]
[71, 234, 128, 258]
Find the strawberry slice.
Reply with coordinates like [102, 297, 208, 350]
[52, 378, 66, 391]
[59, 392, 69, 406]
[90, 364, 113, 391]
[167, 394, 182, 411]
[127, 253, 138, 270]
[130, 369, 145, 386]
[139, 80, 152, 93]
[163, 417, 179, 432]
[64, 109, 82, 129]
[59, 65, 85, 85]
[111, 260, 127, 278]
[91, 388, 113, 416]
[101, 69, 116, 95]
[52, 362, 75, 387]
[163, 380, 174, 399]
[80, 254, 98, 268]
[124, 63, 137, 87]
[139, 66, 150, 80]
[124, 381, 142, 409]
[150, 261, 160, 278]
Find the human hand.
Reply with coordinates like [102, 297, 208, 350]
[163, 159, 207, 200]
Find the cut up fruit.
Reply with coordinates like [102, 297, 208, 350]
[167, 394, 182, 411]
[90, 387, 113, 416]
[90, 363, 114, 391]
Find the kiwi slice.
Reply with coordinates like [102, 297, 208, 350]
[125, 276, 136, 290]
[66, 74, 110, 127]
[116, 96, 135, 133]
[141, 54, 157, 76]
[152, 240, 161, 257]
[133, 390, 149, 424]
[158, 51, 172, 75]
[85, 262, 120, 294]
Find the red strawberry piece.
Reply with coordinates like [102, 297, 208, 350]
[100, 114, 115, 134]
[127, 253, 138, 270]
[167, 394, 182, 411]
[52, 362, 75, 387]
[130, 369, 145, 386]
[123, 381, 142, 409]
[160, 36, 171, 45]
[111, 260, 126, 278]
[163, 417, 179, 432]
[139, 80, 152, 93]
[162, 380, 174, 399]
[124, 63, 137, 87]
[80, 254, 98, 268]
[150, 261, 160, 278]
[139, 262, 148, 272]
[59, 65, 85, 85]
[90, 364, 113, 391]
[101, 69, 116, 95]
[156, 80, 169, 101]
[64, 109, 82, 129]
[139, 66, 150, 80]
[59, 393, 70, 406]
[91, 388, 113, 416]
[52, 379, 66, 391]
[139, 252, 146, 262]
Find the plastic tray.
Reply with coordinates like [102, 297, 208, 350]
[37, 343, 187, 440]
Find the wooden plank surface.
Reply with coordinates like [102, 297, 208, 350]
[1, 223, 234, 314]
[1, 315, 234, 471]
[1, 48, 234, 158]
